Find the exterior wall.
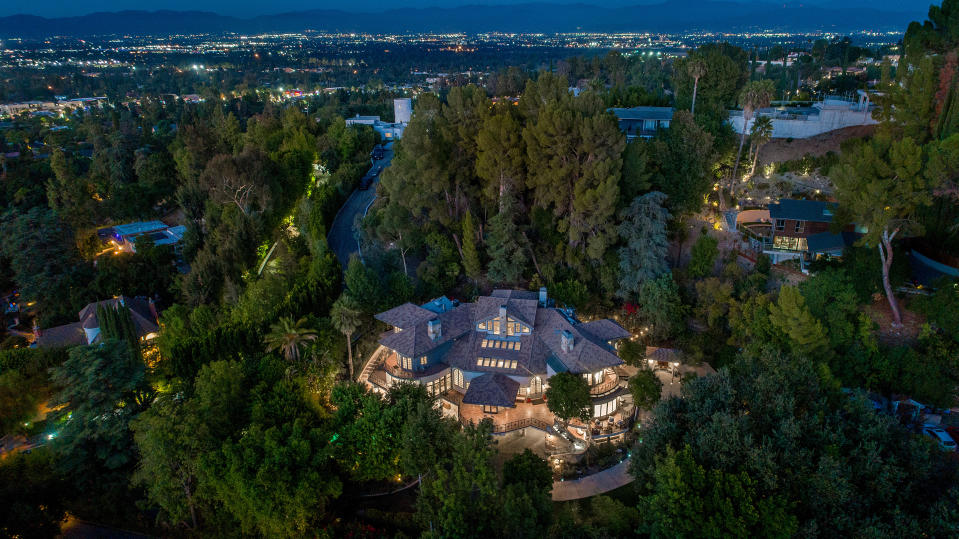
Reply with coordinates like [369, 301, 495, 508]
[730, 102, 877, 139]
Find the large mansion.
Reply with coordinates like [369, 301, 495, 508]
[368, 288, 632, 431]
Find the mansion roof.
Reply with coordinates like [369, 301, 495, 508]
[375, 290, 629, 377]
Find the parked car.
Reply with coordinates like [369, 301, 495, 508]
[922, 425, 958, 452]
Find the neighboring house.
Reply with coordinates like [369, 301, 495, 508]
[344, 98, 413, 140]
[609, 106, 673, 141]
[370, 288, 632, 432]
[762, 199, 859, 270]
[34, 296, 159, 348]
[101, 221, 187, 253]
[729, 91, 877, 139]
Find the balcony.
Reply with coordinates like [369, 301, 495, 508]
[589, 371, 620, 396]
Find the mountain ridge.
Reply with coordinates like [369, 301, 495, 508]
[0, 1, 924, 37]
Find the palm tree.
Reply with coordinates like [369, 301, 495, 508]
[330, 294, 362, 380]
[686, 58, 707, 116]
[748, 116, 774, 177]
[731, 80, 775, 188]
[264, 316, 318, 364]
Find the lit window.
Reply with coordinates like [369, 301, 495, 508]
[420, 356, 428, 366]
[483, 405, 498, 414]
[400, 356, 412, 370]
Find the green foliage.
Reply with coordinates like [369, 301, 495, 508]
[0, 369, 44, 433]
[97, 302, 142, 358]
[545, 372, 591, 424]
[417, 232, 461, 297]
[629, 367, 663, 410]
[0, 207, 88, 324]
[500, 449, 554, 538]
[0, 448, 68, 538]
[914, 280, 959, 342]
[486, 194, 528, 285]
[769, 286, 830, 358]
[551, 279, 590, 311]
[639, 445, 797, 538]
[460, 209, 482, 281]
[618, 339, 645, 367]
[200, 416, 341, 537]
[688, 233, 719, 278]
[632, 352, 959, 536]
[799, 269, 861, 352]
[416, 421, 499, 539]
[618, 191, 671, 300]
[131, 360, 247, 527]
[636, 273, 687, 342]
[649, 111, 715, 214]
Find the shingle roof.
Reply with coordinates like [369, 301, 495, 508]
[377, 291, 628, 377]
[35, 322, 86, 348]
[375, 303, 436, 329]
[609, 106, 674, 121]
[462, 373, 520, 407]
[768, 199, 837, 223]
[579, 319, 632, 342]
[77, 296, 159, 339]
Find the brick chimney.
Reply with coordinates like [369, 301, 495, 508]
[499, 305, 507, 335]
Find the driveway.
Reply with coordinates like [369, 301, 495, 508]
[552, 459, 634, 501]
[327, 142, 393, 269]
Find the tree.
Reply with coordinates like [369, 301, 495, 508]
[731, 80, 775, 189]
[768, 286, 830, 358]
[545, 372, 591, 428]
[524, 91, 624, 261]
[687, 57, 708, 116]
[344, 255, 383, 314]
[748, 115, 774, 177]
[830, 134, 937, 327]
[639, 445, 797, 539]
[476, 109, 526, 212]
[416, 421, 499, 538]
[629, 367, 663, 410]
[131, 361, 246, 528]
[486, 194, 528, 285]
[618, 339, 645, 366]
[500, 449, 554, 538]
[631, 351, 959, 536]
[263, 316, 318, 364]
[649, 111, 715, 214]
[49, 341, 154, 516]
[330, 294, 362, 380]
[0, 207, 86, 324]
[460, 209, 482, 281]
[0, 449, 68, 538]
[636, 273, 687, 341]
[618, 191, 671, 300]
[688, 233, 719, 278]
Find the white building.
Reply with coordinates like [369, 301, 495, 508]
[344, 98, 413, 140]
[729, 91, 877, 139]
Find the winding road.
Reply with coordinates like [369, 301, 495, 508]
[327, 142, 394, 269]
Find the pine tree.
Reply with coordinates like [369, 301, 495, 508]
[617, 191, 671, 300]
[460, 210, 482, 281]
[768, 286, 829, 357]
[486, 196, 527, 285]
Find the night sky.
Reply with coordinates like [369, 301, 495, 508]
[5, 0, 937, 18]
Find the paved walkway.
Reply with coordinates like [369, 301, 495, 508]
[551, 458, 634, 501]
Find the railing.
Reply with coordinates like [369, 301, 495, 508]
[462, 417, 551, 433]
[589, 375, 620, 396]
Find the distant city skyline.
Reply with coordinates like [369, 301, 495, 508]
[2, 0, 938, 18]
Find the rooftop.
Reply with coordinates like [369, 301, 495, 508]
[768, 199, 837, 223]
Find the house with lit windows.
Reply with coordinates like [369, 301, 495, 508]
[762, 199, 859, 271]
[368, 288, 632, 433]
